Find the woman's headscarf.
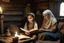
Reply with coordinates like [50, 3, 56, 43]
[42, 9, 57, 29]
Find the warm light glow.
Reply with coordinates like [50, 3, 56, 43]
[0, 7, 3, 13]
[60, 2, 64, 16]
[18, 34, 30, 39]
[15, 32, 18, 37]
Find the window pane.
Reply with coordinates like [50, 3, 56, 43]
[60, 2, 64, 16]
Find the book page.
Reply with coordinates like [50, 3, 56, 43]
[20, 28, 29, 32]
[18, 34, 30, 39]
[29, 29, 38, 32]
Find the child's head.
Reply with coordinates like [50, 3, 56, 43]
[27, 13, 35, 23]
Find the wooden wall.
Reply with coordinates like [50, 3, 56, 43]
[34, 0, 61, 16]
[0, 0, 27, 32]
[0, 0, 62, 33]
[33, 0, 61, 28]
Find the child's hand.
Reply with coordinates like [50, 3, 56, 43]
[25, 32, 30, 35]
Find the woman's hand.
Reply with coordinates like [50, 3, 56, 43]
[32, 35, 36, 39]
[39, 28, 51, 32]
[25, 32, 30, 35]
[39, 28, 44, 31]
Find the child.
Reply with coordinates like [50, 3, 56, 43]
[24, 13, 38, 38]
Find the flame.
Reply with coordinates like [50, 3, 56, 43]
[15, 32, 18, 37]
[0, 7, 3, 13]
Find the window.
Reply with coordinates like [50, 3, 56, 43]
[60, 2, 64, 16]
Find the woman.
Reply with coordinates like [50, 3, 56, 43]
[24, 13, 38, 38]
[39, 9, 59, 41]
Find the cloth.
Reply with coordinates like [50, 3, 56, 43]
[39, 32, 59, 41]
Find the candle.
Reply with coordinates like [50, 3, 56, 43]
[13, 37, 18, 43]
[15, 32, 18, 37]
[0, 7, 3, 13]
[13, 32, 19, 43]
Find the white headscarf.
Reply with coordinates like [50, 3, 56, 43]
[43, 9, 57, 29]
[29, 13, 35, 17]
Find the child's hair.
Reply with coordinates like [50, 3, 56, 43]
[27, 13, 35, 30]
[27, 13, 35, 19]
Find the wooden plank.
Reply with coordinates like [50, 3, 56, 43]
[37, 6, 48, 10]
[3, 7, 24, 11]
[34, 0, 61, 2]
[34, 0, 48, 2]
[36, 2, 48, 6]
[49, 0, 61, 1]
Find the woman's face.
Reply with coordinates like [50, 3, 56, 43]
[43, 14, 49, 20]
[27, 15, 33, 23]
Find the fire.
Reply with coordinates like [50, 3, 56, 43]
[0, 7, 3, 13]
[15, 32, 18, 37]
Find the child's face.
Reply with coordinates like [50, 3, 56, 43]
[27, 15, 33, 23]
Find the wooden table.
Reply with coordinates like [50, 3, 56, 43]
[0, 34, 35, 43]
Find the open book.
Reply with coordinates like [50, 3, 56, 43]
[20, 28, 38, 34]
[20, 28, 29, 32]
[18, 34, 30, 39]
